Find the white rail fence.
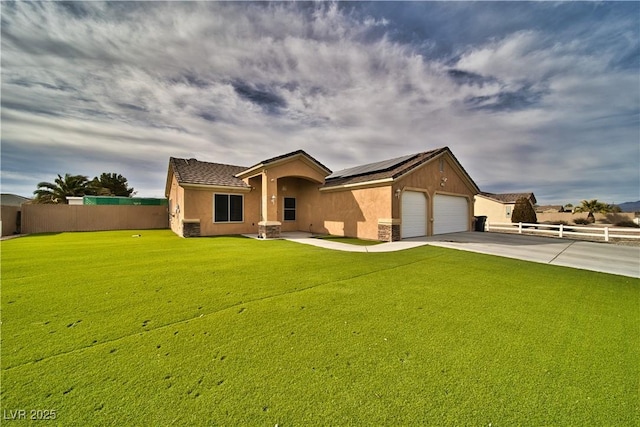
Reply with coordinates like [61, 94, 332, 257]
[486, 222, 640, 242]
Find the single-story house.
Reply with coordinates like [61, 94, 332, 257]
[0, 193, 31, 237]
[535, 205, 566, 213]
[165, 147, 480, 241]
[474, 192, 537, 224]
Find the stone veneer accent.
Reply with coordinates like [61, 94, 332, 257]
[258, 221, 281, 239]
[182, 220, 201, 238]
[377, 219, 401, 242]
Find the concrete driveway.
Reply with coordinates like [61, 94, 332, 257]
[273, 231, 639, 278]
[414, 232, 640, 278]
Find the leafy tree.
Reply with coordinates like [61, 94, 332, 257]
[33, 174, 92, 204]
[574, 199, 612, 223]
[90, 173, 134, 197]
[511, 197, 538, 224]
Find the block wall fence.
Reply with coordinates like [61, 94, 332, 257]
[21, 204, 169, 234]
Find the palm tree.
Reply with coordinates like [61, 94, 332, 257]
[33, 174, 92, 204]
[574, 199, 612, 223]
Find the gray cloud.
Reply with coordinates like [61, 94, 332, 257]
[1, 1, 638, 205]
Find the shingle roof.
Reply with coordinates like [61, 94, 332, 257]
[479, 192, 537, 204]
[169, 157, 250, 188]
[0, 194, 31, 206]
[168, 147, 479, 193]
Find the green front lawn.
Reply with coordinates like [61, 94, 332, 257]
[1, 230, 638, 426]
[313, 234, 382, 246]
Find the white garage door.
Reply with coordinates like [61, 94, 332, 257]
[433, 195, 469, 235]
[402, 191, 427, 238]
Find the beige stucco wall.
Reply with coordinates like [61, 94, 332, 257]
[536, 212, 636, 224]
[167, 175, 185, 236]
[254, 158, 327, 185]
[241, 157, 328, 226]
[168, 170, 262, 237]
[177, 174, 391, 240]
[171, 151, 478, 239]
[1, 206, 20, 236]
[21, 204, 168, 234]
[474, 197, 513, 224]
[245, 175, 390, 240]
[474, 205, 636, 225]
[277, 177, 314, 232]
[182, 186, 261, 236]
[394, 153, 476, 235]
[314, 185, 391, 240]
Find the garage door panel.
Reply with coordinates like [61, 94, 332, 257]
[434, 195, 469, 235]
[401, 191, 427, 238]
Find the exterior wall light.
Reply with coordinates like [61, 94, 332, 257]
[395, 189, 402, 198]
[271, 195, 276, 203]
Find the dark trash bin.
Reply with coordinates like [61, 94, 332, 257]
[474, 216, 487, 232]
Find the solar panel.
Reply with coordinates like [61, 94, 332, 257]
[326, 153, 417, 180]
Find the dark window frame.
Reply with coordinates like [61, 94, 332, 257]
[283, 197, 296, 221]
[214, 193, 244, 223]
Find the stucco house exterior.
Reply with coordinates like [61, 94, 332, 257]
[474, 192, 537, 225]
[1, 193, 31, 237]
[165, 147, 480, 241]
[535, 205, 566, 213]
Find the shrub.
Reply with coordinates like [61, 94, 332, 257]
[573, 218, 591, 225]
[615, 221, 640, 228]
[541, 220, 573, 232]
[511, 197, 537, 224]
[544, 220, 570, 226]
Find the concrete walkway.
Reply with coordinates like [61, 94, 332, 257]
[0, 234, 27, 241]
[244, 232, 430, 252]
[249, 231, 640, 278]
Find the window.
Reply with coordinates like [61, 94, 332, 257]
[214, 194, 243, 222]
[283, 197, 296, 221]
[439, 158, 445, 173]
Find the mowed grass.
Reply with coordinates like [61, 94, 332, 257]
[1, 230, 638, 426]
[313, 235, 382, 246]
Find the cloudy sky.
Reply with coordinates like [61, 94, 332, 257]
[1, 1, 638, 204]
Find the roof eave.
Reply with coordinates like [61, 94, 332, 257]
[475, 194, 509, 204]
[181, 183, 252, 192]
[235, 151, 331, 179]
[235, 163, 266, 179]
[320, 177, 394, 191]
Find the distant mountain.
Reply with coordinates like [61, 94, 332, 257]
[617, 201, 640, 212]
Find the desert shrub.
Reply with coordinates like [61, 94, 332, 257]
[615, 221, 639, 228]
[544, 220, 570, 226]
[573, 218, 591, 225]
[511, 197, 537, 224]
